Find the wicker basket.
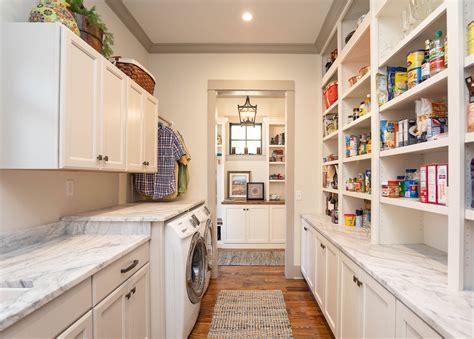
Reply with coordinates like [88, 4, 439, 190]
[111, 57, 156, 94]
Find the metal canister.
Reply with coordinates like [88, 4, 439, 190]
[407, 50, 424, 71]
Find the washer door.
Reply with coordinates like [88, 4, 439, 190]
[204, 219, 214, 271]
[186, 233, 206, 304]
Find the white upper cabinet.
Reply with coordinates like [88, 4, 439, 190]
[99, 60, 128, 171]
[0, 23, 158, 172]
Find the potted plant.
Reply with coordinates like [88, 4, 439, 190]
[66, 0, 114, 58]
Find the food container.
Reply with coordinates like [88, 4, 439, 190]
[345, 31, 355, 44]
[323, 81, 338, 109]
[407, 50, 425, 71]
[359, 66, 370, 77]
[330, 48, 338, 62]
[407, 68, 422, 89]
[348, 75, 359, 87]
[388, 180, 400, 198]
[381, 183, 390, 197]
[344, 214, 356, 227]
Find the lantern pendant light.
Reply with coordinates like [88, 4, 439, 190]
[238, 96, 257, 126]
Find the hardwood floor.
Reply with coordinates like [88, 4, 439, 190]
[189, 265, 334, 338]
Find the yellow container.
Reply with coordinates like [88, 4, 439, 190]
[344, 214, 356, 227]
[407, 51, 424, 71]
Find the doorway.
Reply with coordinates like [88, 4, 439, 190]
[207, 80, 296, 278]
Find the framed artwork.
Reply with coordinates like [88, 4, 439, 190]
[247, 182, 265, 200]
[227, 171, 251, 198]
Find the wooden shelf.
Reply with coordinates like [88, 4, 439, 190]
[381, 197, 448, 216]
[343, 153, 372, 163]
[379, 69, 448, 112]
[322, 159, 339, 166]
[343, 191, 372, 200]
[323, 187, 338, 194]
[465, 55, 474, 69]
[342, 72, 371, 99]
[323, 130, 338, 141]
[339, 14, 371, 64]
[323, 100, 339, 116]
[269, 179, 285, 183]
[269, 162, 285, 165]
[269, 144, 286, 148]
[380, 138, 448, 157]
[342, 113, 372, 132]
[378, 3, 447, 68]
[321, 59, 339, 88]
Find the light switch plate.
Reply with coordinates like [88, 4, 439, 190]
[66, 180, 74, 197]
[296, 190, 303, 201]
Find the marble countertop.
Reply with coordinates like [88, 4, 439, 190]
[0, 223, 150, 331]
[301, 214, 473, 339]
[61, 200, 205, 222]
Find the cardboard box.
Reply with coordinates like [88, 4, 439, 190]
[420, 166, 428, 203]
[427, 164, 437, 204]
[436, 164, 448, 206]
[397, 120, 404, 148]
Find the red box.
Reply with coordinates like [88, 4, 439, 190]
[427, 164, 437, 204]
[436, 163, 448, 206]
[419, 166, 428, 203]
[323, 81, 338, 109]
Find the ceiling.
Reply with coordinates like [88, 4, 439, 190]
[122, 0, 333, 44]
[106, 0, 341, 53]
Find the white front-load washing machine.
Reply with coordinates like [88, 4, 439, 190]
[193, 206, 213, 292]
[165, 211, 206, 339]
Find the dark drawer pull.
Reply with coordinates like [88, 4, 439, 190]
[303, 227, 308, 231]
[320, 243, 326, 250]
[121, 260, 139, 273]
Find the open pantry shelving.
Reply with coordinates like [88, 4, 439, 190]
[265, 117, 287, 201]
[319, 0, 472, 291]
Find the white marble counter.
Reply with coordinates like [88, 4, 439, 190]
[61, 200, 205, 222]
[301, 214, 474, 339]
[0, 223, 150, 331]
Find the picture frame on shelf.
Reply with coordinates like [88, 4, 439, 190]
[227, 171, 251, 198]
[247, 182, 265, 200]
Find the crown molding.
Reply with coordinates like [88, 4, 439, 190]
[314, 0, 348, 52]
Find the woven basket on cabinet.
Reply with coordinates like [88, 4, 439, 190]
[111, 57, 156, 95]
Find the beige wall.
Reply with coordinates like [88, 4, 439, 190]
[0, 0, 146, 233]
[147, 54, 322, 265]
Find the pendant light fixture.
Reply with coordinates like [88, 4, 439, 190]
[238, 96, 257, 126]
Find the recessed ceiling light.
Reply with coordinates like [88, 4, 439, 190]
[242, 12, 253, 22]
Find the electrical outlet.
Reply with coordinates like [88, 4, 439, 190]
[296, 190, 303, 201]
[66, 180, 74, 197]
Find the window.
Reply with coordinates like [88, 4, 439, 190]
[229, 123, 262, 155]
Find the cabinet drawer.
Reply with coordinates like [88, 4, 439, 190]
[92, 242, 149, 305]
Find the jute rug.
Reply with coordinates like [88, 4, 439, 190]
[218, 249, 285, 266]
[208, 290, 293, 338]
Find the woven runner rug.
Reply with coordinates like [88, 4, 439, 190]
[208, 290, 293, 338]
[218, 249, 285, 266]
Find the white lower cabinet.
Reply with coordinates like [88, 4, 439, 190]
[223, 204, 285, 246]
[395, 301, 441, 339]
[339, 253, 362, 338]
[324, 240, 338, 334]
[314, 232, 326, 306]
[94, 264, 150, 339]
[57, 311, 93, 339]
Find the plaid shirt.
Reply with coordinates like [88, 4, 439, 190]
[135, 125, 186, 199]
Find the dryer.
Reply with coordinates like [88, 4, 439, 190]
[165, 211, 206, 339]
[193, 205, 214, 292]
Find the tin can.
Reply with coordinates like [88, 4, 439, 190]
[407, 50, 424, 71]
[344, 214, 356, 227]
[407, 67, 422, 89]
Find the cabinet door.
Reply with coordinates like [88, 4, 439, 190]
[126, 81, 145, 172]
[360, 270, 395, 339]
[301, 222, 309, 279]
[100, 60, 127, 171]
[269, 206, 286, 243]
[224, 207, 247, 243]
[247, 206, 269, 243]
[60, 28, 101, 169]
[324, 240, 338, 334]
[93, 281, 128, 339]
[305, 226, 316, 291]
[128, 264, 150, 339]
[143, 94, 158, 173]
[57, 310, 93, 339]
[314, 233, 326, 307]
[339, 253, 362, 339]
[395, 301, 441, 339]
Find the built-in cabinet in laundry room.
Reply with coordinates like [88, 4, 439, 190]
[0, 23, 157, 173]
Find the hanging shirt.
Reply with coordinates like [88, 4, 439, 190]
[135, 124, 186, 199]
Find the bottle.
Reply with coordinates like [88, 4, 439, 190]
[430, 31, 446, 76]
[421, 39, 431, 81]
[355, 209, 363, 228]
[444, 35, 448, 67]
[365, 94, 371, 113]
[359, 101, 366, 117]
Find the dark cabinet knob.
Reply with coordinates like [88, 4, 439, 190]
[143, 161, 147, 166]
[97, 155, 103, 160]
[103, 155, 109, 162]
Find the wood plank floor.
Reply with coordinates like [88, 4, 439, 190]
[189, 265, 334, 338]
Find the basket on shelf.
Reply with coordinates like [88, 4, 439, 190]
[323, 80, 338, 109]
[111, 57, 156, 94]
